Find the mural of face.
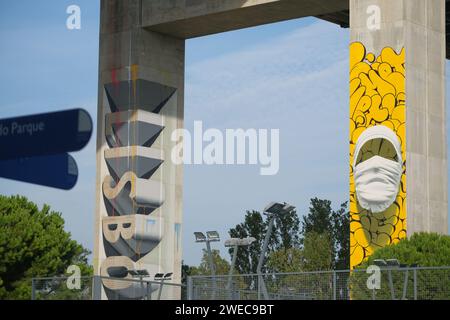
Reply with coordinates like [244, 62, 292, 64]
[353, 125, 402, 213]
[349, 42, 407, 269]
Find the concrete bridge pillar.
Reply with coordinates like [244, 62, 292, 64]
[93, 0, 184, 299]
[349, 0, 447, 268]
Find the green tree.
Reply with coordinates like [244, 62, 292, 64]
[267, 247, 303, 273]
[357, 232, 450, 268]
[267, 232, 333, 273]
[301, 198, 334, 236]
[228, 210, 265, 275]
[301, 231, 333, 271]
[229, 199, 348, 275]
[0, 195, 92, 299]
[228, 208, 301, 274]
[350, 233, 450, 300]
[181, 261, 196, 283]
[265, 234, 333, 299]
[331, 201, 350, 270]
[191, 249, 231, 276]
[272, 207, 301, 250]
[301, 198, 349, 269]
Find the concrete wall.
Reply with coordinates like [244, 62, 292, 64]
[94, 0, 184, 299]
[350, 0, 448, 235]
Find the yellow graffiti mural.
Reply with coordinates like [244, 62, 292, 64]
[349, 42, 406, 269]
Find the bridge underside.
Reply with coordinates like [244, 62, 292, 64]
[142, 0, 450, 59]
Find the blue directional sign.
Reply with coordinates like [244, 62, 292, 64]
[0, 108, 92, 189]
[0, 108, 92, 160]
[0, 153, 78, 190]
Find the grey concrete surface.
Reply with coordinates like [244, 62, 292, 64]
[350, 0, 447, 235]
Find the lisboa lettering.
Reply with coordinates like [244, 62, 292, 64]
[98, 74, 178, 299]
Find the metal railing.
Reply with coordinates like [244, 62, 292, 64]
[31, 275, 185, 300]
[187, 266, 450, 300]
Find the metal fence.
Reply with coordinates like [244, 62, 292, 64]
[32, 267, 450, 300]
[187, 266, 450, 300]
[31, 276, 186, 300]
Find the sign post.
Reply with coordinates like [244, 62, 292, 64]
[0, 109, 92, 189]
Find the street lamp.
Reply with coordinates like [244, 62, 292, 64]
[128, 269, 150, 277]
[194, 232, 207, 242]
[386, 259, 400, 267]
[373, 258, 405, 300]
[128, 269, 150, 300]
[224, 237, 256, 298]
[373, 259, 388, 267]
[154, 272, 173, 300]
[194, 230, 220, 299]
[206, 231, 220, 242]
[373, 259, 418, 300]
[257, 202, 295, 300]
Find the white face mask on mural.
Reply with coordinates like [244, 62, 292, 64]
[353, 125, 403, 213]
[354, 155, 402, 213]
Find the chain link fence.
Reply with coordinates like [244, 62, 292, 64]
[31, 267, 450, 300]
[187, 266, 450, 300]
[31, 276, 185, 300]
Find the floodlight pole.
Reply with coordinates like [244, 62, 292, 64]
[375, 259, 397, 300]
[227, 244, 239, 297]
[147, 280, 152, 300]
[387, 269, 395, 300]
[257, 214, 275, 300]
[206, 240, 216, 277]
[205, 240, 217, 299]
[157, 278, 165, 300]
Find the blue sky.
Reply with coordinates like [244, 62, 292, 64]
[0, 1, 449, 267]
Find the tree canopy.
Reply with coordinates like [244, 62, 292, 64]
[301, 198, 349, 270]
[226, 198, 349, 275]
[0, 195, 91, 299]
[189, 249, 231, 276]
[351, 233, 450, 299]
[356, 232, 450, 268]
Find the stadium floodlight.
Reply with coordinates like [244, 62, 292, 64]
[373, 259, 388, 267]
[373, 258, 401, 300]
[154, 272, 173, 300]
[386, 259, 400, 267]
[206, 231, 221, 242]
[163, 272, 173, 280]
[154, 273, 164, 280]
[128, 269, 150, 300]
[263, 202, 295, 216]
[258, 202, 296, 300]
[194, 230, 221, 299]
[372, 258, 411, 300]
[194, 232, 207, 242]
[128, 269, 150, 277]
